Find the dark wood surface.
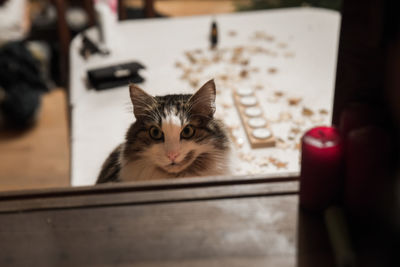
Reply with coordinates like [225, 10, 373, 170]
[0, 176, 317, 267]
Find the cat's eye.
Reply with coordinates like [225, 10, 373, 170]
[149, 126, 163, 140]
[181, 125, 195, 139]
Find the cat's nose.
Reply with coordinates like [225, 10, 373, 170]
[167, 151, 180, 162]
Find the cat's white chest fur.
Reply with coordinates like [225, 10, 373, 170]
[119, 150, 231, 181]
[119, 159, 175, 181]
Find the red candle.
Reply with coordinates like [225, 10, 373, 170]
[300, 127, 344, 211]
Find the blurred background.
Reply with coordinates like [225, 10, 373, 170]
[0, 0, 341, 191]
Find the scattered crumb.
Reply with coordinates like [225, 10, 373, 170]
[240, 69, 248, 78]
[276, 138, 290, 149]
[222, 103, 232, 109]
[239, 152, 255, 162]
[233, 46, 244, 54]
[274, 91, 284, 97]
[265, 35, 275, 42]
[269, 52, 278, 57]
[189, 78, 199, 88]
[311, 117, 324, 123]
[228, 30, 237, 37]
[267, 97, 279, 103]
[275, 161, 288, 169]
[268, 157, 288, 169]
[253, 31, 275, 42]
[185, 51, 197, 64]
[254, 84, 263, 90]
[284, 52, 295, 58]
[240, 59, 249, 66]
[278, 42, 288, 48]
[199, 57, 210, 65]
[175, 61, 183, 68]
[219, 74, 229, 81]
[212, 54, 221, 63]
[302, 107, 314, 117]
[288, 97, 302, 106]
[288, 133, 296, 140]
[279, 111, 292, 121]
[257, 158, 269, 167]
[319, 109, 329, 115]
[293, 119, 305, 126]
[290, 127, 301, 135]
[294, 143, 301, 150]
[268, 67, 278, 74]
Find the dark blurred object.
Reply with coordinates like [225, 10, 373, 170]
[236, 0, 342, 11]
[0, 41, 48, 129]
[28, 0, 96, 87]
[80, 33, 109, 60]
[331, 0, 400, 265]
[87, 61, 145, 90]
[27, 1, 160, 87]
[118, 0, 162, 20]
[210, 20, 218, 49]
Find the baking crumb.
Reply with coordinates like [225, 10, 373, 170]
[284, 52, 295, 58]
[212, 54, 221, 63]
[240, 59, 249, 66]
[267, 97, 279, 103]
[222, 103, 232, 109]
[319, 109, 329, 115]
[268, 157, 288, 169]
[265, 35, 275, 42]
[219, 74, 229, 81]
[279, 111, 292, 121]
[228, 30, 237, 37]
[288, 133, 296, 140]
[288, 97, 302, 106]
[302, 107, 314, 117]
[294, 143, 301, 150]
[240, 69, 248, 78]
[293, 118, 305, 126]
[175, 61, 183, 68]
[311, 117, 324, 123]
[189, 78, 199, 87]
[278, 42, 288, 48]
[276, 138, 290, 149]
[268, 68, 278, 74]
[185, 51, 197, 64]
[275, 161, 288, 169]
[290, 127, 301, 135]
[274, 91, 284, 97]
[258, 159, 269, 167]
[239, 152, 255, 162]
[254, 84, 263, 90]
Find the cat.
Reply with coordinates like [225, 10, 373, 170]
[96, 79, 230, 184]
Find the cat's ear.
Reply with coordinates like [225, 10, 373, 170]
[188, 79, 216, 118]
[129, 84, 157, 118]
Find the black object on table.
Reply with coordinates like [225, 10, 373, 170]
[87, 62, 146, 90]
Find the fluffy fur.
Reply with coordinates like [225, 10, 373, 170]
[97, 80, 230, 183]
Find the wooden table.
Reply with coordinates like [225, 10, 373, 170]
[69, 7, 340, 186]
[0, 175, 337, 267]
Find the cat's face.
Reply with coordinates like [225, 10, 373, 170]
[127, 80, 227, 175]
